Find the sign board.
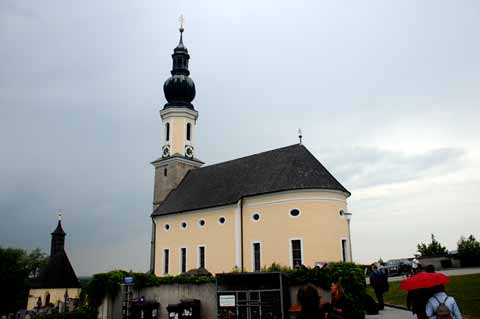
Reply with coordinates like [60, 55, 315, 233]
[219, 295, 236, 307]
[124, 277, 134, 285]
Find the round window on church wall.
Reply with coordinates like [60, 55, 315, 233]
[252, 213, 261, 222]
[218, 217, 226, 224]
[198, 219, 205, 227]
[164, 224, 170, 231]
[180, 221, 188, 229]
[289, 209, 301, 217]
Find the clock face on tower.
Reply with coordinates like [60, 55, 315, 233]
[185, 145, 194, 159]
[162, 145, 171, 158]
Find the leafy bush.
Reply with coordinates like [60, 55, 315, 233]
[84, 270, 215, 308]
[86, 264, 365, 319]
[457, 235, 480, 267]
[34, 305, 96, 319]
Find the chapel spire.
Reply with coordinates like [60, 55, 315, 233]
[51, 213, 66, 256]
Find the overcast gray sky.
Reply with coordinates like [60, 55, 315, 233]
[1, 0, 479, 275]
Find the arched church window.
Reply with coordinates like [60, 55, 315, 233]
[164, 168, 168, 177]
[186, 123, 191, 141]
[166, 123, 170, 141]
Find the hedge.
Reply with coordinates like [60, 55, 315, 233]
[85, 263, 365, 319]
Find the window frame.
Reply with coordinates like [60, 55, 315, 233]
[251, 212, 261, 222]
[252, 241, 262, 272]
[289, 208, 302, 218]
[340, 237, 349, 262]
[180, 247, 187, 274]
[163, 248, 170, 274]
[186, 123, 192, 141]
[198, 245, 206, 269]
[197, 218, 206, 228]
[289, 238, 304, 268]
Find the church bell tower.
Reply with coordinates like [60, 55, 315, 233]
[151, 21, 203, 210]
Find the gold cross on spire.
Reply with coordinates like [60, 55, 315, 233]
[179, 14, 185, 32]
[58, 209, 63, 221]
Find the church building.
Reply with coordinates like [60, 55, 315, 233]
[150, 25, 352, 276]
[27, 216, 81, 311]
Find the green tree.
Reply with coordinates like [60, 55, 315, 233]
[417, 234, 448, 257]
[27, 248, 48, 278]
[0, 247, 48, 316]
[457, 235, 480, 267]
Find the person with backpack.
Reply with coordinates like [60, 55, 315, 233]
[425, 285, 463, 319]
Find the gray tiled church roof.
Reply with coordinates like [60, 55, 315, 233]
[30, 250, 80, 289]
[152, 144, 350, 217]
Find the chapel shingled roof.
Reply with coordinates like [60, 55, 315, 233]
[30, 250, 81, 289]
[152, 144, 350, 217]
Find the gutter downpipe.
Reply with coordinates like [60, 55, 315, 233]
[150, 216, 156, 274]
[240, 197, 244, 272]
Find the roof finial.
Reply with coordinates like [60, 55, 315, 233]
[58, 209, 63, 221]
[179, 14, 185, 33]
[298, 128, 303, 145]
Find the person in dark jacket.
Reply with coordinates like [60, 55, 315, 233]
[369, 265, 388, 310]
[407, 288, 432, 319]
[297, 284, 323, 319]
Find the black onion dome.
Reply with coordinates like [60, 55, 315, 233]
[163, 28, 196, 109]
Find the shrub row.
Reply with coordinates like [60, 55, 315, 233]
[84, 263, 365, 319]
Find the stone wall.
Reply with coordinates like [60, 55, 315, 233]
[98, 283, 216, 319]
[97, 283, 331, 319]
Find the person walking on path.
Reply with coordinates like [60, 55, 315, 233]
[425, 284, 462, 319]
[369, 265, 388, 310]
[407, 288, 432, 319]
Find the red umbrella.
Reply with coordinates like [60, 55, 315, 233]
[400, 272, 450, 291]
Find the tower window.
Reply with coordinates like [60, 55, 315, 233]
[291, 239, 303, 268]
[164, 168, 168, 176]
[166, 123, 170, 141]
[180, 247, 187, 273]
[252, 213, 261, 222]
[186, 123, 191, 141]
[163, 249, 169, 274]
[198, 246, 205, 268]
[218, 217, 226, 224]
[253, 242, 261, 272]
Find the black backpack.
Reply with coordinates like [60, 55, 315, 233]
[433, 295, 452, 319]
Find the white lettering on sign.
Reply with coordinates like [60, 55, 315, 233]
[219, 295, 236, 307]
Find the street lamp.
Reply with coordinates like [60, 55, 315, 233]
[340, 210, 353, 262]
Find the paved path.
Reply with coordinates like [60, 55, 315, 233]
[387, 267, 480, 282]
[366, 306, 411, 319]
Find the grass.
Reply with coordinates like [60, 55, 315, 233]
[367, 274, 480, 319]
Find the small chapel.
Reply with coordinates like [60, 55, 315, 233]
[27, 216, 81, 311]
[149, 25, 352, 276]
